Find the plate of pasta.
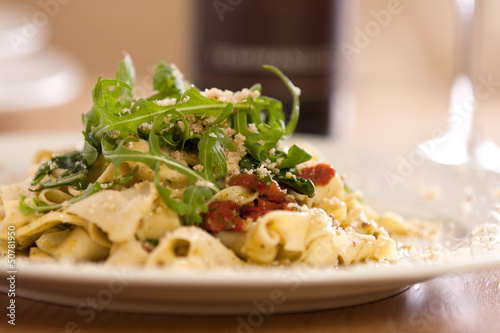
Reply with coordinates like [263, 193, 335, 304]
[1, 55, 500, 314]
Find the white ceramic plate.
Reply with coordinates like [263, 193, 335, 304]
[1, 132, 500, 315]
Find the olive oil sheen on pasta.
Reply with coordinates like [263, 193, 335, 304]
[194, 0, 337, 135]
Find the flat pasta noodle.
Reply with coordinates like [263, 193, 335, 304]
[106, 238, 149, 266]
[38, 188, 73, 205]
[146, 226, 244, 268]
[240, 210, 311, 264]
[65, 182, 157, 242]
[35, 227, 109, 262]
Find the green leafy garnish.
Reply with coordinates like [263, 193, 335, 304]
[109, 52, 135, 105]
[24, 54, 315, 225]
[153, 170, 213, 225]
[262, 64, 300, 138]
[198, 125, 235, 184]
[277, 145, 313, 169]
[148, 62, 189, 101]
[30, 151, 88, 191]
[276, 173, 315, 198]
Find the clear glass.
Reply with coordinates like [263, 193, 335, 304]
[419, 0, 500, 172]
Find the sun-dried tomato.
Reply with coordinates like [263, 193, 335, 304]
[297, 163, 336, 186]
[229, 174, 286, 203]
[204, 200, 243, 233]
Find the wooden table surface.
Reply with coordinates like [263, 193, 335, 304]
[1, 75, 500, 333]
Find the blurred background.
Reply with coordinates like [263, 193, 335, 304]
[1, 0, 499, 152]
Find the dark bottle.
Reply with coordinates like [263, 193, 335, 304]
[194, 0, 338, 135]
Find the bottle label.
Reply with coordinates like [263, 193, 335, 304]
[205, 42, 333, 77]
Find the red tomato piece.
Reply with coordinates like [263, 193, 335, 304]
[229, 174, 286, 203]
[242, 198, 296, 220]
[242, 198, 282, 220]
[297, 163, 336, 186]
[204, 200, 243, 233]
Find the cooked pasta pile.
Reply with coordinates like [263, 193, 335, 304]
[0, 55, 413, 268]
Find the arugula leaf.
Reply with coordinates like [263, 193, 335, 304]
[263, 65, 300, 137]
[30, 171, 87, 192]
[116, 52, 135, 82]
[275, 144, 312, 169]
[157, 124, 186, 148]
[82, 130, 100, 165]
[181, 185, 213, 225]
[276, 173, 315, 198]
[149, 62, 187, 101]
[213, 102, 234, 124]
[198, 125, 235, 184]
[112, 165, 139, 185]
[83, 77, 136, 141]
[152, 108, 191, 149]
[81, 77, 134, 165]
[153, 170, 213, 225]
[82, 53, 135, 164]
[30, 151, 88, 191]
[233, 108, 284, 162]
[109, 52, 135, 105]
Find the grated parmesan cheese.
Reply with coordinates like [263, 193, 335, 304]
[223, 133, 247, 182]
[256, 163, 272, 177]
[155, 98, 177, 106]
[138, 122, 153, 131]
[248, 123, 259, 133]
[195, 179, 217, 191]
[201, 87, 261, 103]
